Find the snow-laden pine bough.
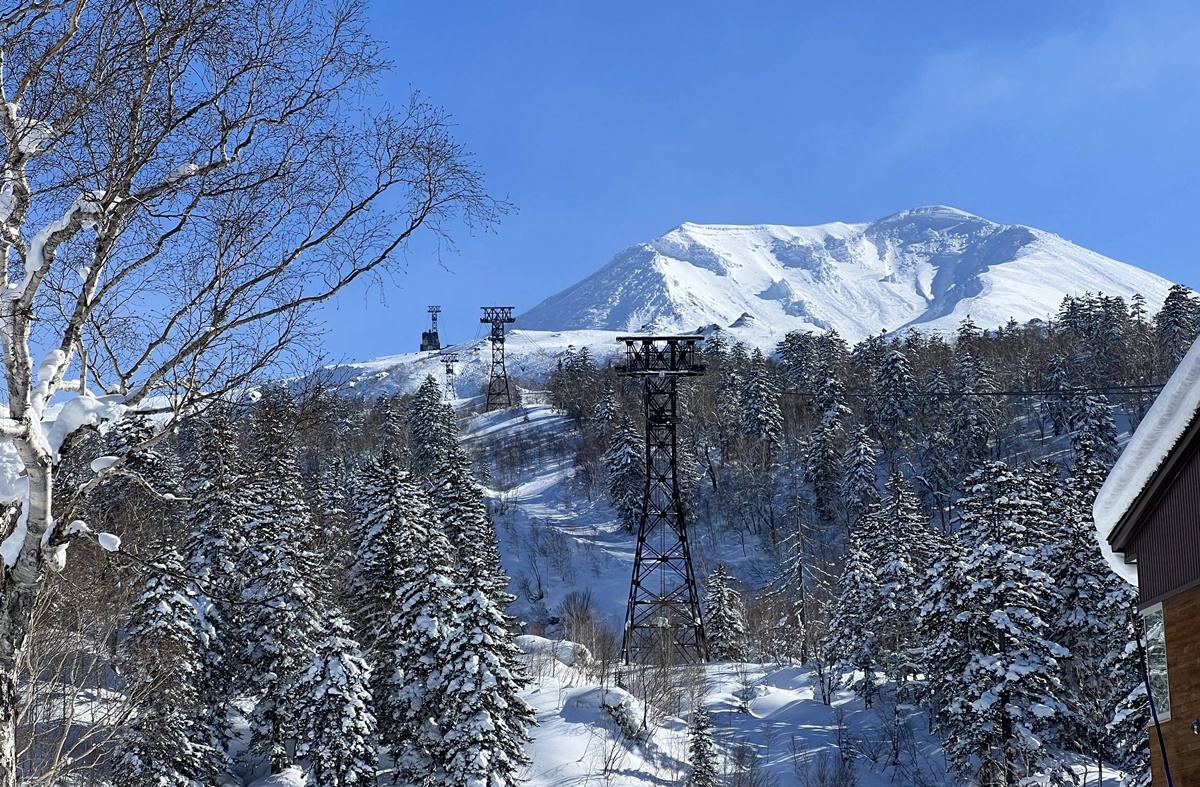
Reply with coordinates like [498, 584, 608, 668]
[0, 1, 502, 783]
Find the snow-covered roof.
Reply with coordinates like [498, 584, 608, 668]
[1094, 334, 1200, 587]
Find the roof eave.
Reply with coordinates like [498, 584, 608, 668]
[1107, 407, 1200, 554]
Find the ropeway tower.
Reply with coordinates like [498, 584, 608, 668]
[617, 335, 707, 665]
[481, 307, 516, 411]
[441, 352, 458, 398]
[420, 306, 442, 352]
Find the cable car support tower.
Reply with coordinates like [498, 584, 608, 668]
[481, 307, 517, 411]
[618, 335, 707, 665]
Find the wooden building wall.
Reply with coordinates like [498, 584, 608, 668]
[1150, 583, 1200, 787]
[1131, 443, 1200, 607]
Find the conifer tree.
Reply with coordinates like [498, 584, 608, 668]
[1042, 355, 1076, 437]
[1043, 436, 1143, 782]
[345, 450, 425, 647]
[295, 612, 378, 787]
[716, 343, 750, 446]
[408, 373, 458, 476]
[806, 377, 850, 524]
[177, 408, 251, 750]
[236, 389, 324, 773]
[605, 415, 645, 533]
[870, 472, 933, 684]
[924, 462, 1070, 786]
[826, 519, 881, 706]
[840, 425, 879, 531]
[949, 351, 997, 468]
[1107, 680, 1151, 787]
[776, 330, 818, 387]
[592, 382, 620, 427]
[433, 447, 512, 602]
[687, 706, 719, 787]
[1069, 392, 1119, 470]
[704, 565, 748, 662]
[436, 584, 537, 787]
[1154, 283, 1200, 370]
[740, 349, 783, 450]
[871, 348, 916, 463]
[115, 551, 226, 787]
[914, 369, 957, 523]
[376, 486, 460, 783]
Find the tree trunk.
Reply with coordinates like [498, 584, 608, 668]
[0, 664, 17, 787]
[0, 448, 56, 787]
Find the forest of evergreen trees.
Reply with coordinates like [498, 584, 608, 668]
[17, 285, 1199, 785]
[29, 377, 534, 786]
[543, 285, 1200, 787]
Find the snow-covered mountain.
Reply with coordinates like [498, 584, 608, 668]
[519, 206, 1174, 344]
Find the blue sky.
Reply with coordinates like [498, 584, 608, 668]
[318, 0, 1200, 362]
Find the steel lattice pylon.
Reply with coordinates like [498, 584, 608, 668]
[481, 307, 516, 411]
[617, 335, 707, 665]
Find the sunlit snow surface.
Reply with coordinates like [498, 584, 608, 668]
[519, 206, 1173, 346]
[466, 404, 1128, 787]
[1094, 333, 1200, 586]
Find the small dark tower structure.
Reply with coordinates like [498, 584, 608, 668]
[617, 335, 707, 665]
[481, 307, 517, 411]
[420, 306, 442, 352]
[441, 352, 458, 397]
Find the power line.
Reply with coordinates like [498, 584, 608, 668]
[781, 382, 1165, 400]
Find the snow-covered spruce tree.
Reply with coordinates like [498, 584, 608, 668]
[805, 377, 851, 525]
[716, 342, 750, 446]
[870, 347, 916, 464]
[548, 344, 601, 424]
[740, 349, 783, 452]
[840, 425, 879, 532]
[825, 517, 881, 706]
[1042, 355, 1077, 437]
[775, 330, 819, 388]
[687, 705, 719, 787]
[114, 550, 225, 787]
[88, 411, 184, 551]
[869, 472, 934, 687]
[345, 450, 427, 648]
[1154, 283, 1200, 370]
[236, 391, 325, 774]
[1043, 415, 1144, 782]
[375, 485, 460, 783]
[949, 351, 998, 470]
[605, 415, 645, 533]
[1107, 679, 1151, 787]
[925, 462, 1071, 786]
[0, 1, 498, 780]
[913, 369, 958, 525]
[294, 611, 378, 787]
[918, 535, 973, 727]
[592, 382, 620, 428]
[1069, 392, 1119, 470]
[435, 582, 537, 787]
[177, 408, 253, 750]
[704, 565, 748, 662]
[432, 448, 512, 602]
[408, 374, 458, 478]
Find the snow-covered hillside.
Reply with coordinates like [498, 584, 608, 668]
[459, 402, 1130, 787]
[519, 206, 1174, 345]
[317, 206, 1175, 398]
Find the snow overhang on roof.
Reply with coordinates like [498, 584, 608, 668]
[1094, 334, 1200, 587]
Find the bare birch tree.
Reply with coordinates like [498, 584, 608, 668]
[0, 0, 501, 781]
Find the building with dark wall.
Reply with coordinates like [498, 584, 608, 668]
[1096, 335, 1200, 786]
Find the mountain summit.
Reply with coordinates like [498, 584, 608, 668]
[519, 206, 1173, 343]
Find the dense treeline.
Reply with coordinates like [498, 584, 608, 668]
[544, 285, 1200, 786]
[28, 376, 533, 786]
